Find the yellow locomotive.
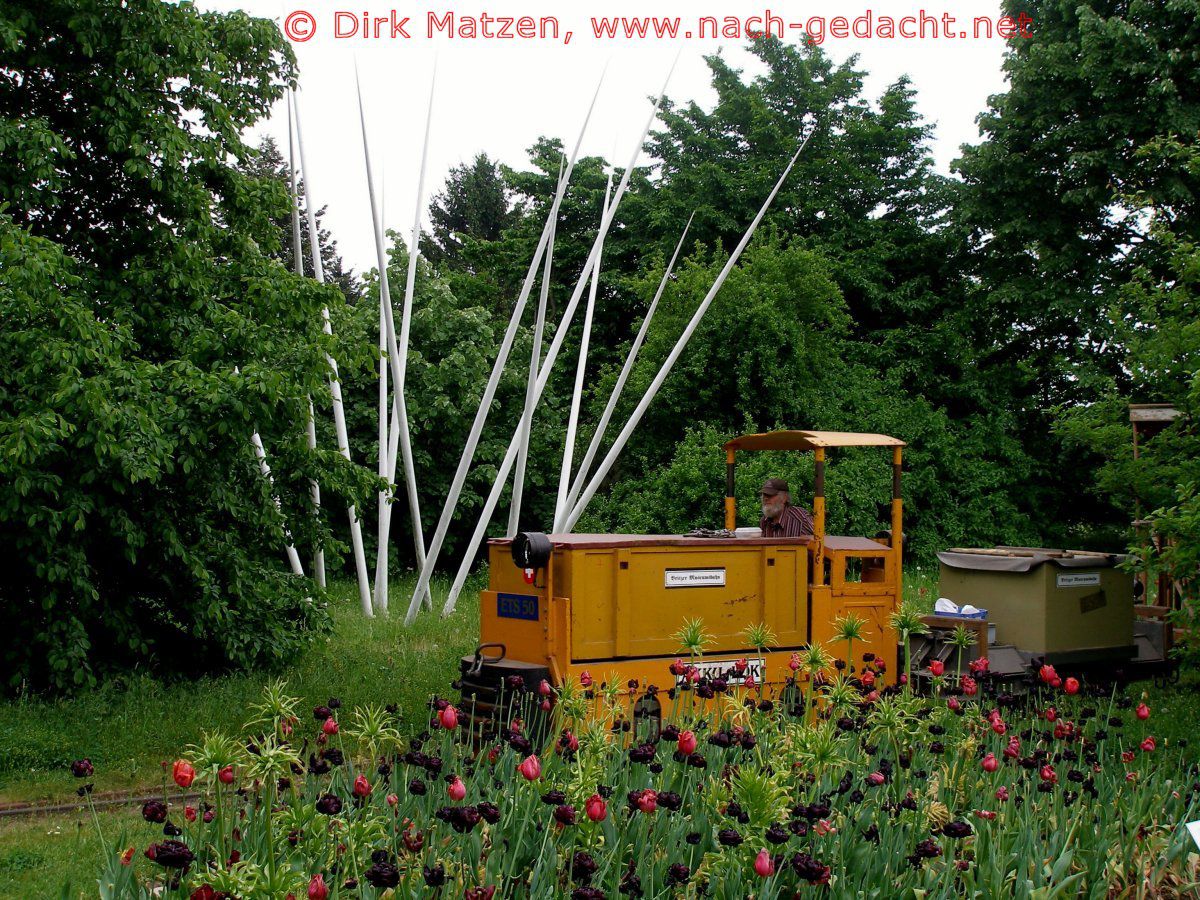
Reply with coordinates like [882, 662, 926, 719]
[459, 430, 906, 723]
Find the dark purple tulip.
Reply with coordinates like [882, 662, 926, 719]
[665, 863, 690, 886]
[142, 800, 169, 824]
[70, 759, 94, 778]
[423, 864, 446, 887]
[315, 794, 342, 815]
[365, 861, 400, 888]
[144, 840, 194, 869]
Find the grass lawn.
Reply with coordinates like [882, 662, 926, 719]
[1, 564, 1196, 897]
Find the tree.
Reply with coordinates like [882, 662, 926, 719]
[240, 136, 362, 302]
[952, 0, 1200, 543]
[422, 152, 516, 271]
[0, 0, 375, 691]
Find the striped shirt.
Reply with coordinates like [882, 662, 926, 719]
[760, 503, 815, 538]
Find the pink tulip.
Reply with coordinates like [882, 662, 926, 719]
[636, 790, 657, 814]
[677, 730, 697, 755]
[995, 786, 1009, 801]
[866, 771, 885, 786]
[386, 793, 398, 807]
[585, 794, 607, 822]
[1136, 703, 1150, 720]
[929, 659, 944, 676]
[754, 848, 775, 877]
[218, 765, 235, 785]
[322, 717, 339, 736]
[961, 676, 978, 696]
[439, 706, 459, 730]
[579, 671, 593, 687]
[518, 755, 542, 781]
[865, 690, 880, 703]
[981, 753, 998, 773]
[448, 776, 466, 801]
[1039, 765, 1057, 784]
[308, 873, 329, 900]
[353, 774, 372, 797]
[1141, 736, 1156, 753]
[788, 653, 801, 672]
[947, 697, 961, 713]
[1064, 677, 1079, 694]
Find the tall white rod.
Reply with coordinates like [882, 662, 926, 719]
[507, 158, 564, 538]
[440, 74, 678, 617]
[553, 171, 613, 531]
[562, 131, 814, 534]
[355, 69, 433, 613]
[293, 89, 374, 616]
[387, 67, 437, 612]
[288, 94, 326, 588]
[402, 73, 610, 626]
[560, 212, 694, 520]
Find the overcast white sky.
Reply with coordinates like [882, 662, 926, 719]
[202, 0, 1013, 274]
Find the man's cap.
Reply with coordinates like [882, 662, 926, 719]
[760, 478, 789, 496]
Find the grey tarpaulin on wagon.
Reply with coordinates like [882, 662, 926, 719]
[936, 548, 1129, 573]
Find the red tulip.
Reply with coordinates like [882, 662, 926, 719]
[1141, 736, 1156, 753]
[585, 794, 607, 822]
[438, 706, 458, 730]
[386, 793, 399, 807]
[788, 653, 801, 672]
[560, 731, 579, 754]
[1044, 707, 1057, 722]
[1051, 676, 1062, 689]
[865, 690, 880, 703]
[961, 676, 978, 696]
[1039, 664, 1057, 684]
[1136, 702, 1150, 720]
[669, 658, 686, 676]
[538, 679, 552, 697]
[1063, 677, 1079, 694]
[947, 697, 961, 712]
[860, 670, 876, 688]
[744, 673, 757, 690]
[218, 765, 235, 785]
[352, 774, 372, 797]
[735, 658, 748, 673]
[1122, 749, 1136, 763]
[322, 717, 339, 736]
[754, 848, 775, 877]
[1003, 739, 1020, 759]
[190, 887, 219, 900]
[866, 771, 885, 786]
[579, 671, 593, 688]
[677, 730, 697, 755]
[308, 874, 329, 900]
[540, 699, 552, 712]
[1039, 765, 1057, 784]
[995, 786, 1009, 801]
[929, 659, 944, 677]
[969, 657, 989, 674]
[448, 777, 466, 801]
[172, 759, 196, 789]
[981, 753, 998, 773]
[815, 819, 836, 836]
[184, 805, 197, 822]
[518, 755, 542, 781]
[975, 809, 997, 820]
[636, 790, 657, 814]
[991, 719, 1006, 736]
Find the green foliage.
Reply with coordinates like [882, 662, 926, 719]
[0, 1, 381, 691]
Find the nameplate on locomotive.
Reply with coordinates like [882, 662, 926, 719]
[497, 592, 539, 620]
[664, 568, 727, 588]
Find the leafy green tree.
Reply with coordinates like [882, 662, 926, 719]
[0, 0, 375, 691]
[240, 136, 362, 302]
[953, 0, 1200, 543]
[422, 152, 516, 271]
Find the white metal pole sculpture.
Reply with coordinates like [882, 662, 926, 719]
[356, 70, 434, 614]
[288, 95, 326, 588]
[561, 127, 816, 534]
[552, 171, 613, 532]
[293, 89, 374, 616]
[440, 70, 678, 617]
[559, 212, 694, 521]
[401, 74, 610, 626]
[508, 159, 564, 538]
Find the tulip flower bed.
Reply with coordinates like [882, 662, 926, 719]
[84, 644, 1200, 898]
